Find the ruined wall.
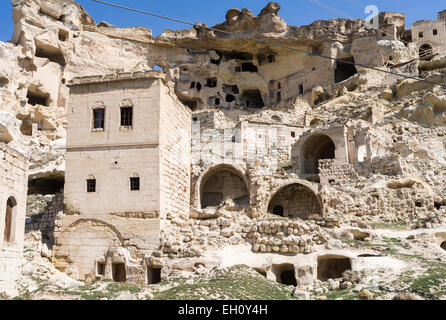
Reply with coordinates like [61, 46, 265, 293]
[0, 143, 28, 295]
[25, 192, 64, 246]
[412, 12, 446, 56]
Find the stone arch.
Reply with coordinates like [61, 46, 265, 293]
[309, 118, 322, 127]
[68, 219, 124, 243]
[267, 182, 322, 219]
[197, 164, 250, 210]
[4, 196, 17, 242]
[57, 219, 123, 281]
[419, 43, 433, 58]
[301, 134, 335, 175]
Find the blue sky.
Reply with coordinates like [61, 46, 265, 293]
[0, 0, 445, 42]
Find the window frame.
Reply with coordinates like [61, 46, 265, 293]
[92, 107, 105, 132]
[87, 179, 96, 193]
[120, 106, 133, 128]
[130, 177, 140, 191]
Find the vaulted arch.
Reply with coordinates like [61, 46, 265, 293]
[197, 164, 250, 210]
[301, 134, 335, 175]
[267, 183, 322, 219]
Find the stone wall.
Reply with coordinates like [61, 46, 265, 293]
[159, 81, 192, 220]
[25, 192, 64, 247]
[412, 13, 446, 55]
[0, 143, 28, 295]
[319, 159, 357, 183]
[358, 155, 403, 176]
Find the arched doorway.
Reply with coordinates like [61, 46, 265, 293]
[419, 44, 433, 58]
[268, 183, 322, 219]
[199, 165, 249, 209]
[302, 134, 335, 174]
[4, 196, 17, 242]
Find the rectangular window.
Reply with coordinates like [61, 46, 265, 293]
[419, 31, 424, 38]
[93, 109, 105, 129]
[299, 84, 304, 95]
[130, 177, 140, 191]
[97, 262, 105, 276]
[433, 29, 438, 35]
[87, 179, 96, 193]
[121, 107, 133, 127]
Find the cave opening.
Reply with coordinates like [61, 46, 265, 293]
[268, 183, 322, 219]
[27, 88, 50, 107]
[112, 263, 126, 282]
[206, 78, 217, 88]
[241, 62, 258, 73]
[226, 94, 236, 103]
[272, 264, 297, 286]
[200, 166, 249, 209]
[179, 98, 200, 111]
[28, 176, 65, 195]
[222, 51, 253, 61]
[35, 41, 66, 66]
[242, 90, 264, 108]
[334, 57, 357, 83]
[147, 267, 162, 284]
[302, 134, 335, 175]
[317, 255, 351, 281]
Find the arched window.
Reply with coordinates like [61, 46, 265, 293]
[4, 197, 17, 242]
[419, 44, 433, 58]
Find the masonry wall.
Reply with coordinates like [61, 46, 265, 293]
[412, 18, 446, 55]
[56, 76, 164, 282]
[0, 143, 28, 295]
[241, 121, 303, 166]
[65, 78, 162, 216]
[159, 83, 192, 219]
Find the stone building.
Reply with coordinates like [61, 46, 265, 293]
[0, 143, 28, 295]
[53, 71, 191, 283]
[411, 10, 446, 57]
[377, 12, 406, 41]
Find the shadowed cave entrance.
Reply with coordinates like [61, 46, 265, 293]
[302, 134, 335, 175]
[147, 267, 162, 284]
[272, 264, 297, 286]
[241, 90, 264, 108]
[268, 183, 322, 219]
[112, 263, 126, 282]
[317, 255, 351, 281]
[200, 167, 249, 209]
[28, 176, 65, 195]
[334, 57, 357, 83]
